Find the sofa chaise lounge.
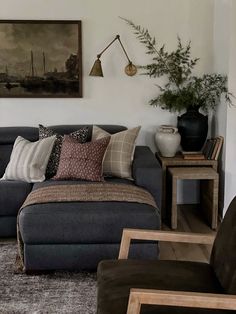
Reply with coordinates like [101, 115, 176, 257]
[0, 125, 162, 271]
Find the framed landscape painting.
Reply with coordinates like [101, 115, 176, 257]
[0, 20, 82, 98]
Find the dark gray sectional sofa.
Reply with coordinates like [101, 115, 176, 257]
[0, 125, 162, 271]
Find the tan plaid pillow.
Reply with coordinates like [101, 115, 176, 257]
[92, 126, 141, 179]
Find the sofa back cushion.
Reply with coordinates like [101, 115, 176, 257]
[0, 125, 126, 177]
[48, 125, 126, 142]
[0, 127, 38, 177]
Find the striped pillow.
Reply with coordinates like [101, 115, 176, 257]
[2, 135, 56, 183]
[92, 126, 141, 179]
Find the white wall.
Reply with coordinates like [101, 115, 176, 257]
[223, 0, 236, 212]
[0, 0, 214, 152]
[213, 0, 236, 214]
[212, 0, 230, 213]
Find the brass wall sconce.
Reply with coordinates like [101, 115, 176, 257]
[89, 35, 137, 77]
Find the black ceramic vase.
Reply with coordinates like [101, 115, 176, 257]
[177, 106, 208, 151]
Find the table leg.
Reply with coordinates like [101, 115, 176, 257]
[171, 177, 178, 229]
[161, 165, 167, 222]
[200, 178, 218, 230]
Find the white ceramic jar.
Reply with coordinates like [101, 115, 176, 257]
[155, 125, 181, 157]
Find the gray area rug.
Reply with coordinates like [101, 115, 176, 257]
[0, 243, 97, 314]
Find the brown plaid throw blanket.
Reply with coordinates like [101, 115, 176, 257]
[16, 183, 157, 272]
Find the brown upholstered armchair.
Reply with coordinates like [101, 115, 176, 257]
[97, 197, 236, 314]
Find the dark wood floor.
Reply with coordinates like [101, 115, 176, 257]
[160, 204, 217, 263]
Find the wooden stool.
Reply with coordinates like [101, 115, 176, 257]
[167, 167, 219, 230]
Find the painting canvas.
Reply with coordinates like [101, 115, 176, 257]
[0, 20, 82, 98]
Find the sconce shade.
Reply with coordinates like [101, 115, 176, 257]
[89, 58, 103, 77]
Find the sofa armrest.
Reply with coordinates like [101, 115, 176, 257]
[127, 289, 236, 314]
[132, 146, 162, 210]
[118, 228, 214, 259]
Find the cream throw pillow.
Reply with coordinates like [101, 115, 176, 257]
[92, 126, 141, 179]
[2, 135, 56, 183]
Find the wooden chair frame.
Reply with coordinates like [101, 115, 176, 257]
[118, 228, 236, 314]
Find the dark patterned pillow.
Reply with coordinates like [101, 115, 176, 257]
[39, 124, 89, 178]
[53, 135, 110, 182]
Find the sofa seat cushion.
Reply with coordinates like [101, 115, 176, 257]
[19, 180, 160, 245]
[97, 259, 226, 314]
[24, 243, 159, 271]
[0, 180, 32, 216]
[0, 216, 17, 237]
[19, 202, 160, 245]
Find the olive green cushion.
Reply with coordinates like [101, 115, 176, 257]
[97, 259, 227, 314]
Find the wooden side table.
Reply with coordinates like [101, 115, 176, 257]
[167, 167, 219, 230]
[156, 153, 218, 221]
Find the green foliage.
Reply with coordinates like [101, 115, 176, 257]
[121, 18, 234, 113]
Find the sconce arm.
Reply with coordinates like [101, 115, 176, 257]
[117, 35, 132, 64]
[97, 35, 132, 64]
[97, 35, 120, 59]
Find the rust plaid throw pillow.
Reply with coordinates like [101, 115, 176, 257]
[92, 126, 141, 179]
[53, 135, 110, 182]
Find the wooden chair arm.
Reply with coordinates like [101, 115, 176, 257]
[127, 289, 236, 314]
[118, 228, 214, 259]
